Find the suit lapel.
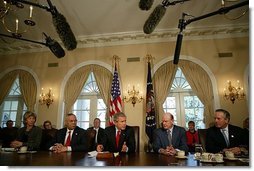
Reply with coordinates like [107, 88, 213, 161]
[71, 127, 78, 145]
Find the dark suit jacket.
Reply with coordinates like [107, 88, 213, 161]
[87, 127, 105, 151]
[40, 128, 58, 150]
[205, 124, 246, 153]
[101, 125, 135, 153]
[0, 127, 18, 147]
[153, 125, 188, 153]
[51, 126, 88, 152]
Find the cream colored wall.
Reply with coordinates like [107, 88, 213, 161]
[0, 36, 249, 152]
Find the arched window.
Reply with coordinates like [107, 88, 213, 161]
[72, 72, 106, 129]
[0, 78, 27, 127]
[163, 68, 205, 129]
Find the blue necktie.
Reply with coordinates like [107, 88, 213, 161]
[167, 129, 172, 146]
[222, 129, 230, 147]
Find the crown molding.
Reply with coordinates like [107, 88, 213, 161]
[0, 23, 248, 55]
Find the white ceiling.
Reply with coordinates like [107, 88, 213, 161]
[0, 0, 249, 54]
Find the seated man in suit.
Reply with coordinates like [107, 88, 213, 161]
[96, 112, 135, 153]
[87, 118, 105, 151]
[0, 120, 18, 148]
[49, 113, 88, 153]
[205, 109, 247, 155]
[153, 112, 188, 156]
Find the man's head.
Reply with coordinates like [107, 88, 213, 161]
[188, 121, 195, 132]
[65, 113, 77, 130]
[6, 120, 14, 128]
[162, 113, 174, 130]
[93, 118, 101, 129]
[214, 109, 230, 129]
[43, 120, 53, 130]
[113, 112, 127, 130]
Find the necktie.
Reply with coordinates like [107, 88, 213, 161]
[222, 129, 230, 147]
[65, 131, 71, 146]
[116, 130, 121, 148]
[95, 129, 98, 144]
[167, 129, 172, 146]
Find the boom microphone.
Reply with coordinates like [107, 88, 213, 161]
[47, 0, 77, 51]
[139, 0, 154, 11]
[173, 32, 183, 64]
[44, 33, 65, 58]
[143, 4, 167, 34]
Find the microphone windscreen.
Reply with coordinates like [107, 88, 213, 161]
[52, 12, 77, 51]
[173, 33, 183, 64]
[139, 0, 154, 10]
[143, 4, 166, 34]
[46, 37, 65, 58]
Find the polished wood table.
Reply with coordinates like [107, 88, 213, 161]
[0, 151, 249, 166]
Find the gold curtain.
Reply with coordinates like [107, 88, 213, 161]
[153, 62, 177, 126]
[0, 70, 19, 106]
[178, 60, 214, 126]
[92, 65, 113, 126]
[0, 70, 37, 112]
[64, 66, 91, 114]
[19, 70, 37, 112]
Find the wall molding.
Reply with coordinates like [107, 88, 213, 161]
[0, 23, 248, 55]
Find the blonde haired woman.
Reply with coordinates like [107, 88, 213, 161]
[10, 111, 42, 151]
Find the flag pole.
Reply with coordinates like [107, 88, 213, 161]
[145, 54, 156, 152]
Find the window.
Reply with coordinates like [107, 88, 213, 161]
[163, 68, 205, 129]
[72, 72, 106, 129]
[0, 78, 27, 128]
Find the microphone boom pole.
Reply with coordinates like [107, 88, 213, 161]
[173, 0, 248, 65]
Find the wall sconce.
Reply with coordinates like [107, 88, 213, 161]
[123, 85, 143, 107]
[224, 80, 245, 104]
[39, 88, 54, 108]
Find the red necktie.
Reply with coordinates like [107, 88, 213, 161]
[65, 131, 71, 146]
[116, 130, 121, 148]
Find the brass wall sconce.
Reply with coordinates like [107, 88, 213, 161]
[123, 85, 143, 107]
[39, 88, 54, 108]
[224, 80, 245, 104]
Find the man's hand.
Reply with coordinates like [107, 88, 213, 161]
[121, 142, 128, 152]
[10, 140, 22, 148]
[167, 145, 176, 155]
[96, 144, 104, 152]
[52, 143, 68, 153]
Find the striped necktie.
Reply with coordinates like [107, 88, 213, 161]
[222, 129, 230, 147]
[167, 129, 172, 146]
[65, 131, 71, 146]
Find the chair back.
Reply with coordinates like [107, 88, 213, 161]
[132, 126, 140, 152]
[86, 129, 96, 151]
[197, 128, 207, 152]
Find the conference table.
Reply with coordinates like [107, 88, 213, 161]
[0, 150, 249, 166]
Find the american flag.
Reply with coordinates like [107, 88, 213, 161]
[145, 61, 156, 144]
[109, 64, 122, 125]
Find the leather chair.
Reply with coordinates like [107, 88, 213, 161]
[132, 126, 140, 152]
[197, 128, 207, 152]
[86, 129, 96, 151]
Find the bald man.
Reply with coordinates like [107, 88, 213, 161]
[153, 112, 188, 156]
